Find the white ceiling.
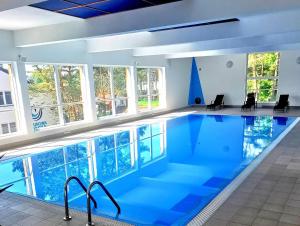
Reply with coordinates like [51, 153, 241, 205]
[0, 6, 80, 30]
[0, 0, 44, 12]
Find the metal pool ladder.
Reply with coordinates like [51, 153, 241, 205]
[63, 176, 98, 221]
[63, 176, 121, 226]
[86, 180, 121, 226]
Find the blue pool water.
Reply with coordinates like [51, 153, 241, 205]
[0, 114, 296, 225]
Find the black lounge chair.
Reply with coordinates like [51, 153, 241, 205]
[274, 94, 289, 112]
[207, 95, 224, 110]
[241, 93, 257, 111]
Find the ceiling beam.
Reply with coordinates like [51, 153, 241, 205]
[14, 0, 300, 47]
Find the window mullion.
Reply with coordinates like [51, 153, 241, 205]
[54, 65, 65, 125]
[147, 68, 151, 110]
[110, 67, 116, 115]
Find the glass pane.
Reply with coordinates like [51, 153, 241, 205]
[152, 135, 163, 159]
[0, 110, 17, 135]
[26, 65, 57, 106]
[65, 142, 88, 162]
[247, 52, 280, 103]
[150, 68, 160, 96]
[257, 80, 275, 102]
[117, 144, 133, 175]
[137, 68, 148, 96]
[0, 160, 25, 185]
[113, 67, 128, 99]
[0, 64, 18, 134]
[116, 131, 130, 146]
[98, 149, 117, 181]
[151, 95, 160, 109]
[138, 125, 150, 140]
[115, 98, 128, 114]
[95, 135, 115, 152]
[4, 92, 12, 105]
[96, 100, 112, 118]
[1, 123, 9, 134]
[63, 104, 84, 123]
[94, 67, 111, 100]
[58, 65, 82, 104]
[139, 138, 151, 165]
[0, 92, 4, 105]
[151, 123, 161, 136]
[138, 96, 149, 111]
[32, 106, 60, 132]
[247, 52, 279, 77]
[9, 122, 17, 133]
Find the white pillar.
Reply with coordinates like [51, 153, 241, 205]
[81, 64, 97, 122]
[128, 66, 137, 114]
[14, 61, 34, 135]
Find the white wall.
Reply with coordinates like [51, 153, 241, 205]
[166, 58, 192, 109]
[0, 30, 17, 61]
[278, 50, 300, 106]
[196, 54, 247, 105]
[196, 50, 300, 106]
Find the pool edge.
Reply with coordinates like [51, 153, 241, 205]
[187, 117, 300, 226]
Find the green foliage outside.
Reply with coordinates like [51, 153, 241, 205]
[138, 99, 160, 108]
[247, 52, 279, 102]
[27, 65, 83, 124]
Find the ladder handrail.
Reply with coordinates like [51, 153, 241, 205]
[86, 180, 121, 226]
[63, 176, 98, 221]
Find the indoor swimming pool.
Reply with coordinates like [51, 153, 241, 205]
[0, 114, 296, 225]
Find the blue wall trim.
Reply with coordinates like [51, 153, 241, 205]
[188, 58, 205, 105]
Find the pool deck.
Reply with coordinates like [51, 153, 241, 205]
[1, 107, 300, 226]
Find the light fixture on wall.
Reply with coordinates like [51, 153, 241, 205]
[226, 60, 234, 68]
[296, 57, 300, 65]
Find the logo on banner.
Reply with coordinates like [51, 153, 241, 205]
[32, 107, 43, 121]
[32, 107, 48, 131]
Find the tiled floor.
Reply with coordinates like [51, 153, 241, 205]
[204, 109, 300, 226]
[1, 107, 300, 226]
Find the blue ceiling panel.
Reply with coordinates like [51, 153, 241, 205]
[32, 0, 78, 11]
[30, 0, 182, 19]
[91, 0, 151, 13]
[62, 7, 105, 18]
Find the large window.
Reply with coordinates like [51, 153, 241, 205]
[0, 64, 18, 136]
[93, 66, 130, 119]
[26, 64, 84, 132]
[247, 52, 280, 103]
[137, 68, 163, 111]
[58, 66, 84, 123]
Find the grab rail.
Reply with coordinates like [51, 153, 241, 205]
[86, 180, 121, 226]
[63, 176, 98, 221]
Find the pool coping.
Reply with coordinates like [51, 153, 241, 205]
[187, 117, 300, 226]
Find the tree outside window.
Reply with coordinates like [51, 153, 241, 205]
[93, 66, 130, 119]
[26, 64, 84, 131]
[247, 52, 280, 103]
[137, 68, 162, 111]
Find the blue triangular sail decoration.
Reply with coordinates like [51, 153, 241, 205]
[188, 58, 205, 105]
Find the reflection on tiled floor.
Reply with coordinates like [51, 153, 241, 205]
[1, 107, 300, 226]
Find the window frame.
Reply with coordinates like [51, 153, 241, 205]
[136, 66, 164, 112]
[246, 52, 280, 103]
[93, 64, 132, 119]
[25, 63, 86, 132]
